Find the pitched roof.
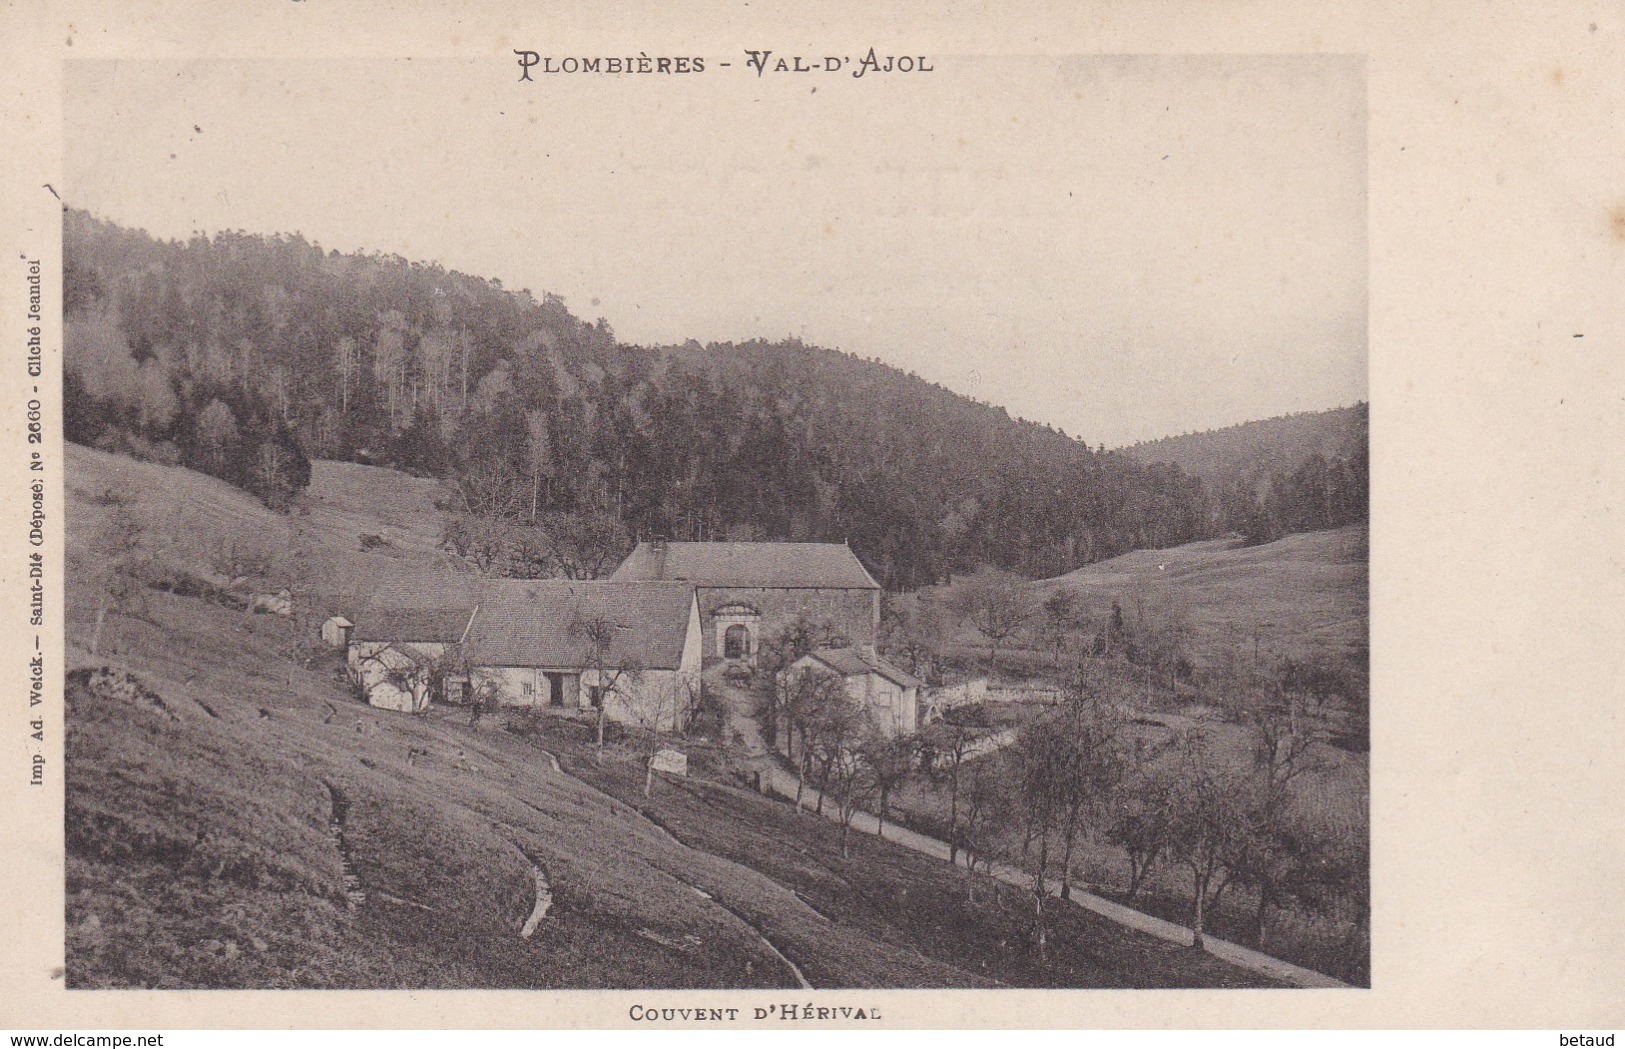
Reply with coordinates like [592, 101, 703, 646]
[350, 574, 481, 643]
[352, 575, 698, 670]
[610, 541, 881, 590]
[467, 580, 696, 670]
[364, 574, 483, 610]
[351, 608, 477, 644]
[807, 646, 924, 690]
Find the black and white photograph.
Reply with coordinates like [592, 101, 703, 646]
[11, 0, 1625, 1036]
[51, 52, 1371, 993]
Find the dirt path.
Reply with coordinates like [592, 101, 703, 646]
[707, 666, 774, 767]
[321, 781, 367, 909]
[706, 895, 813, 990]
[704, 674, 1348, 989]
[489, 832, 557, 939]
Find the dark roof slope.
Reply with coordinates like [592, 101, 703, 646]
[610, 541, 881, 590]
[351, 575, 481, 643]
[352, 575, 697, 669]
[468, 580, 696, 669]
[352, 608, 477, 644]
[363, 574, 483, 610]
[808, 646, 924, 690]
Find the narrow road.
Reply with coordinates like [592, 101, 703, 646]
[707, 672, 1350, 990]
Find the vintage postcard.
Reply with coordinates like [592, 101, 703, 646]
[0, 0, 1619, 1032]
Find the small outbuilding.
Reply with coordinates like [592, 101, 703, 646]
[321, 616, 354, 649]
[784, 645, 923, 738]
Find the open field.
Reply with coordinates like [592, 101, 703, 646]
[919, 526, 1366, 685]
[884, 527, 1371, 984]
[1033, 525, 1368, 669]
[64, 445, 1277, 988]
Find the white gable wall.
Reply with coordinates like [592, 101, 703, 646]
[348, 640, 444, 712]
[783, 655, 918, 738]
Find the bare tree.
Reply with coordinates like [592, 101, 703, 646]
[860, 733, 917, 838]
[1249, 691, 1324, 802]
[879, 595, 947, 679]
[777, 665, 848, 810]
[1231, 684, 1339, 947]
[456, 459, 527, 520]
[950, 573, 1033, 669]
[1105, 738, 1177, 901]
[1164, 730, 1252, 950]
[958, 761, 1013, 902]
[1039, 589, 1085, 666]
[802, 675, 871, 822]
[537, 510, 631, 579]
[571, 611, 644, 754]
[465, 673, 509, 726]
[1048, 691, 1127, 901]
[1129, 586, 1194, 694]
[1011, 717, 1073, 962]
[919, 714, 993, 866]
[760, 617, 849, 674]
[502, 524, 554, 579]
[758, 617, 849, 751]
[1229, 800, 1352, 949]
[438, 515, 513, 575]
[817, 705, 879, 858]
[352, 645, 450, 713]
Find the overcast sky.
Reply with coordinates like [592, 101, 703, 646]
[65, 54, 1365, 447]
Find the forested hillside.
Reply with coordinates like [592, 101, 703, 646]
[1123, 406, 1368, 545]
[1123, 405, 1366, 481]
[62, 209, 1360, 585]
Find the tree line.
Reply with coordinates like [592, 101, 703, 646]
[63, 297, 311, 509]
[62, 210, 1361, 587]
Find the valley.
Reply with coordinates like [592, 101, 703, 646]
[65, 444, 1289, 989]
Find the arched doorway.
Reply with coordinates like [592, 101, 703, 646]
[712, 604, 762, 665]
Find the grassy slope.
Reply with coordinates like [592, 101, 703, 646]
[547, 730, 1268, 989]
[1033, 525, 1369, 668]
[895, 526, 1371, 984]
[65, 444, 1272, 989]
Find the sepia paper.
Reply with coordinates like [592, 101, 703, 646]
[1, 0, 1621, 1030]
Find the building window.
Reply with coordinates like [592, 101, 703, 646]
[588, 685, 605, 709]
[724, 623, 751, 660]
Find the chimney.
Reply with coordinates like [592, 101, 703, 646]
[650, 536, 668, 579]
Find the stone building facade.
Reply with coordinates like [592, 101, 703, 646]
[610, 541, 882, 666]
